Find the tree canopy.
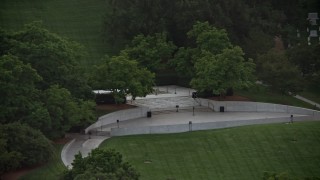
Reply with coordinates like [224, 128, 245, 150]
[63, 148, 140, 180]
[122, 33, 176, 72]
[0, 123, 54, 175]
[191, 47, 255, 95]
[92, 53, 155, 102]
[169, 22, 255, 94]
[0, 24, 96, 139]
[257, 50, 303, 94]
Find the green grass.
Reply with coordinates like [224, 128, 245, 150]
[236, 85, 318, 110]
[101, 122, 320, 180]
[300, 89, 320, 105]
[0, 0, 112, 65]
[20, 144, 66, 180]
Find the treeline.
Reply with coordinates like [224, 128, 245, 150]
[104, 0, 319, 57]
[0, 23, 96, 174]
[102, 0, 320, 92]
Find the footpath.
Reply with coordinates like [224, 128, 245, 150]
[294, 95, 320, 108]
[61, 85, 194, 168]
[61, 86, 320, 168]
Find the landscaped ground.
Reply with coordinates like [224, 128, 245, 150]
[96, 104, 136, 117]
[101, 121, 320, 180]
[236, 85, 318, 110]
[300, 89, 320, 105]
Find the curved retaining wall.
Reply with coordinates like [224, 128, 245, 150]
[198, 99, 319, 115]
[85, 107, 149, 134]
[110, 99, 320, 136]
[110, 116, 317, 136]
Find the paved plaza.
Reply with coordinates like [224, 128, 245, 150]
[61, 85, 318, 168]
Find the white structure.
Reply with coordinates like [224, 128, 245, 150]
[307, 12, 320, 44]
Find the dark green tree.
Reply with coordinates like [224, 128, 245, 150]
[122, 33, 176, 72]
[170, 21, 233, 79]
[63, 148, 140, 180]
[93, 53, 155, 102]
[191, 47, 255, 96]
[0, 54, 42, 124]
[287, 44, 320, 89]
[4, 22, 92, 99]
[43, 85, 95, 139]
[0, 123, 54, 175]
[257, 50, 303, 94]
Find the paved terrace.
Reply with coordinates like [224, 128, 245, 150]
[62, 85, 320, 168]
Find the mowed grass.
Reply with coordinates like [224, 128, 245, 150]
[0, 0, 111, 65]
[101, 122, 320, 180]
[20, 144, 66, 180]
[300, 89, 320, 105]
[236, 85, 318, 110]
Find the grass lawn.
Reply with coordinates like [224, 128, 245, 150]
[101, 122, 320, 180]
[236, 85, 318, 110]
[19, 144, 67, 180]
[0, 0, 112, 65]
[300, 89, 320, 105]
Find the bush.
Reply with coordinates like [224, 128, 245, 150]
[63, 148, 139, 180]
[0, 123, 54, 175]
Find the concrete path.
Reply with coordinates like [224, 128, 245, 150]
[98, 111, 305, 132]
[61, 85, 318, 168]
[61, 135, 109, 168]
[294, 95, 320, 108]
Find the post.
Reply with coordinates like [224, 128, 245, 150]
[88, 131, 91, 139]
[189, 121, 192, 131]
[290, 115, 293, 123]
[175, 87, 177, 94]
[193, 106, 195, 116]
[117, 119, 120, 128]
[176, 105, 179, 112]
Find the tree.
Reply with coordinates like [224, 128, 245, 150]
[3, 22, 92, 100]
[287, 44, 320, 89]
[257, 50, 303, 94]
[63, 148, 140, 180]
[0, 24, 96, 139]
[191, 47, 255, 96]
[122, 33, 176, 72]
[187, 21, 232, 54]
[93, 53, 155, 102]
[170, 21, 233, 79]
[0, 54, 42, 124]
[43, 85, 95, 139]
[169, 47, 197, 79]
[0, 123, 54, 175]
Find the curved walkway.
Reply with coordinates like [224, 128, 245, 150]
[61, 85, 320, 168]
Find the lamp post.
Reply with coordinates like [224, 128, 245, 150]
[193, 106, 195, 116]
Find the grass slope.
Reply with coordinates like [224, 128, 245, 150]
[0, 0, 110, 65]
[20, 144, 66, 180]
[236, 85, 318, 110]
[101, 122, 320, 180]
[300, 89, 320, 105]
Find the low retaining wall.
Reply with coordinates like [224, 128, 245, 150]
[110, 115, 318, 136]
[85, 107, 149, 134]
[86, 99, 320, 136]
[198, 99, 320, 116]
[61, 139, 76, 169]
